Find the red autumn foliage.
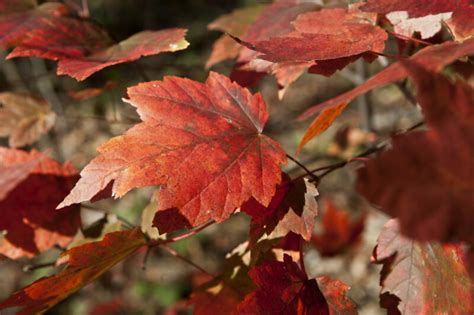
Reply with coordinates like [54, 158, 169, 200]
[311, 199, 365, 257]
[59, 72, 287, 232]
[357, 61, 474, 247]
[0, 229, 145, 314]
[0, 0, 473, 313]
[373, 219, 473, 314]
[0, 148, 80, 259]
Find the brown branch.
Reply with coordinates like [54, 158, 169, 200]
[160, 244, 214, 277]
[286, 154, 320, 183]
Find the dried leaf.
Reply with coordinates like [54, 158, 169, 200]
[0, 93, 56, 147]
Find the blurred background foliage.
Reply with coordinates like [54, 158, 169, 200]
[0, 1, 422, 314]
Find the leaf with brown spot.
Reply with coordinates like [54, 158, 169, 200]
[0, 228, 145, 315]
[0, 93, 56, 147]
[58, 72, 287, 233]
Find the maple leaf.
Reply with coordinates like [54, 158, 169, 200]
[317, 276, 358, 315]
[311, 199, 365, 257]
[298, 37, 474, 121]
[229, 0, 319, 96]
[241, 174, 318, 243]
[237, 6, 387, 66]
[0, 2, 70, 47]
[206, 4, 266, 69]
[357, 61, 474, 247]
[235, 255, 357, 315]
[0, 148, 80, 259]
[373, 219, 473, 314]
[0, 228, 145, 314]
[0, 92, 56, 147]
[7, 13, 189, 81]
[58, 72, 287, 233]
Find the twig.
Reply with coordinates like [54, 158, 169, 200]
[286, 154, 320, 183]
[80, 204, 137, 229]
[23, 261, 56, 272]
[148, 220, 214, 248]
[387, 30, 433, 46]
[161, 244, 214, 277]
[396, 80, 417, 106]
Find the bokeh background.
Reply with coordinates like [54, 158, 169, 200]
[0, 0, 425, 314]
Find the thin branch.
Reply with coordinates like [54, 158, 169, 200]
[80, 204, 137, 229]
[160, 244, 214, 277]
[386, 30, 433, 46]
[148, 220, 214, 248]
[23, 261, 56, 272]
[286, 154, 320, 183]
[396, 80, 417, 106]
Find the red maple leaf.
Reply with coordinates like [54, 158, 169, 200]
[236, 255, 357, 314]
[373, 219, 473, 314]
[357, 61, 474, 247]
[0, 2, 70, 47]
[58, 72, 287, 233]
[237, 6, 387, 68]
[0, 148, 80, 259]
[212, 0, 319, 95]
[241, 173, 319, 243]
[0, 228, 145, 315]
[7, 13, 189, 81]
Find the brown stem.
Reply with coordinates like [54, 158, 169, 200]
[286, 154, 320, 183]
[161, 244, 214, 277]
[23, 261, 56, 272]
[147, 220, 214, 248]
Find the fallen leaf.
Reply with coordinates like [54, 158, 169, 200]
[0, 228, 145, 314]
[58, 72, 287, 233]
[0, 92, 56, 147]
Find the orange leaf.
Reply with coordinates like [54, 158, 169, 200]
[296, 103, 347, 154]
[0, 229, 145, 315]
